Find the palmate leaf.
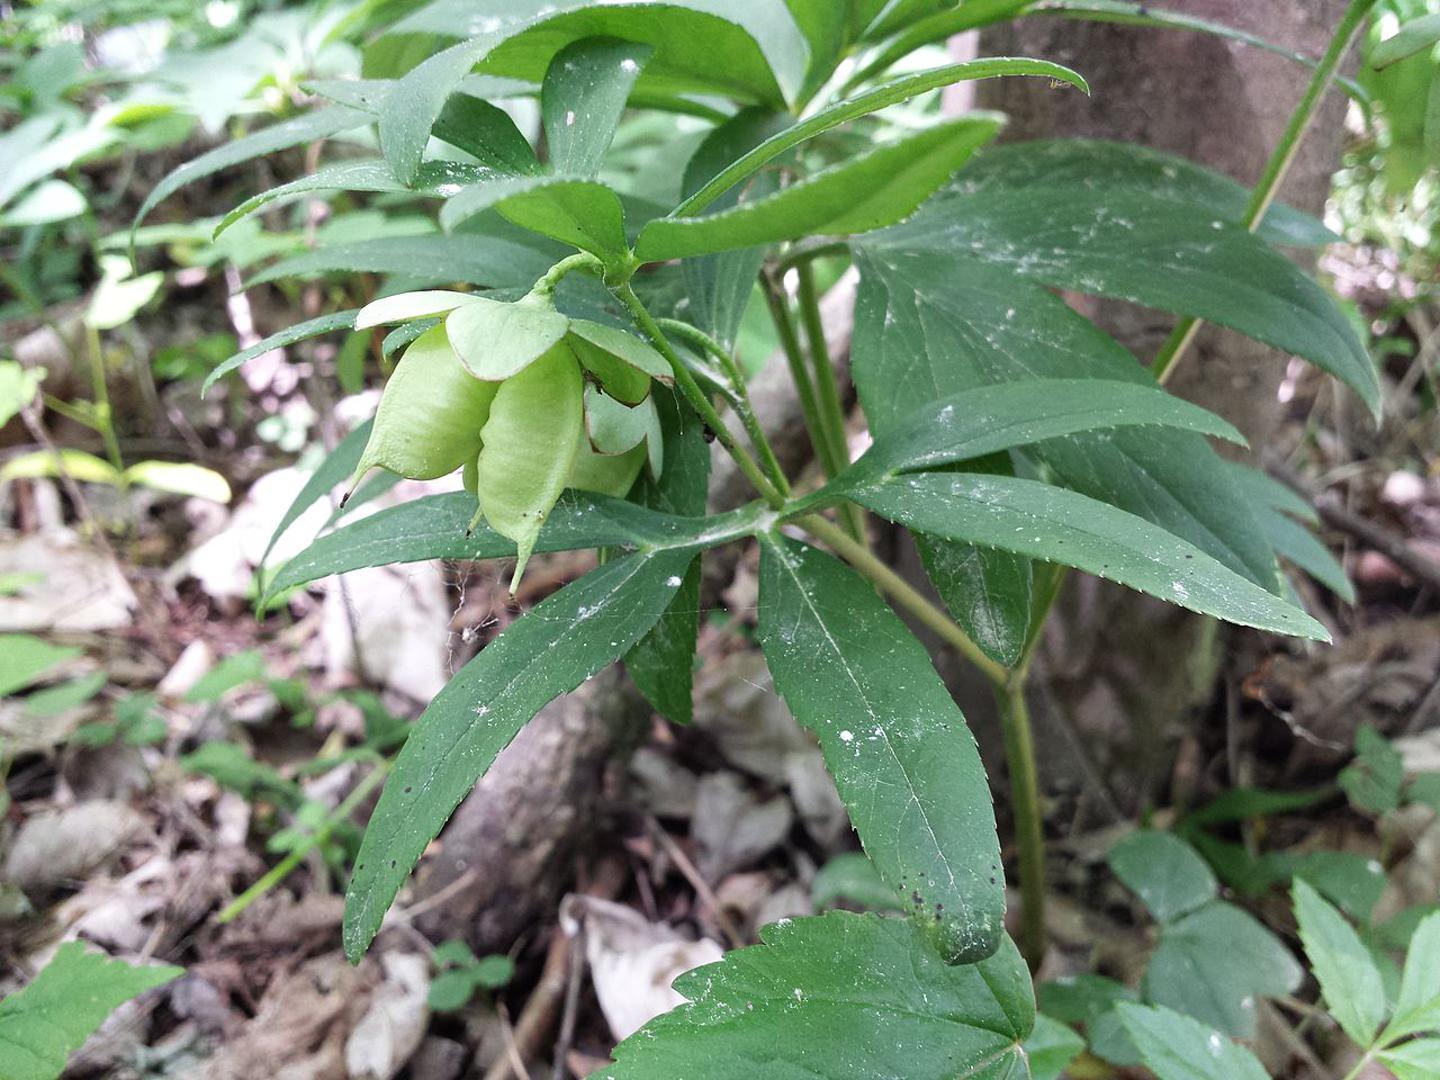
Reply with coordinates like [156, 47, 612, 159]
[261, 490, 763, 608]
[757, 535, 1005, 964]
[344, 547, 694, 959]
[1116, 1004, 1269, 1080]
[636, 115, 1003, 262]
[1108, 831, 1217, 925]
[851, 471, 1328, 640]
[605, 913, 1035, 1080]
[0, 942, 182, 1080]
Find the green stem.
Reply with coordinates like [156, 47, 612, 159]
[995, 676, 1047, 970]
[801, 513, 1008, 687]
[85, 324, 125, 475]
[218, 760, 388, 923]
[531, 252, 604, 301]
[762, 269, 840, 480]
[614, 283, 787, 509]
[1151, 0, 1379, 384]
[655, 318, 792, 496]
[795, 263, 869, 545]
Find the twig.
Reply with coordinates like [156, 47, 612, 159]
[551, 922, 586, 1080]
[484, 930, 573, 1080]
[1314, 495, 1440, 595]
[644, 817, 744, 949]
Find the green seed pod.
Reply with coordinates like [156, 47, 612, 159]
[569, 436, 646, 498]
[567, 318, 671, 404]
[583, 386, 664, 477]
[473, 342, 584, 591]
[349, 325, 497, 494]
[447, 294, 571, 381]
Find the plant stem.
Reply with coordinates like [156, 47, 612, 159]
[995, 676, 1047, 970]
[613, 283, 787, 509]
[1151, 0, 1379, 384]
[85, 323, 125, 475]
[795, 262, 869, 545]
[800, 513, 1008, 687]
[762, 268, 841, 480]
[654, 317, 792, 495]
[531, 252, 604, 300]
[218, 759, 388, 923]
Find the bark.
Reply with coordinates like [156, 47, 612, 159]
[976, 1, 1355, 810]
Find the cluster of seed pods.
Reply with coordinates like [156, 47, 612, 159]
[349, 289, 671, 590]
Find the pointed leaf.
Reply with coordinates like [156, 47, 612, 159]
[134, 106, 369, 234]
[607, 912, 1034, 1080]
[356, 290, 478, 329]
[433, 92, 541, 174]
[344, 547, 694, 959]
[1294, 878, 1387, 1046]
[637, 115, 1004, 262]
[1386, 912, 1440, 1041]
[1109, 831, 1217, 924]
[1260, 507, 1355, 603]
[203, 310, 358, 393]
[0, 942, 182, 1080]
[261, 420, 373, 569]
[541, 37, 652, 177]
[245, 233, 556, 290]
[850, 472, 1328, 640]
[915, 525, 1032, 669]
[440, 174, 628, 264]
[757, 534, 1005, 963]
[1380, 1039, 1440, 1080]
[1374, 13, 1440, 68]
[624, 557, 701, 724]
[1223, 461, 1319, 524]
[1116, 1004, 1269, 1080]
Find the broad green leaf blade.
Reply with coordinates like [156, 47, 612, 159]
[344, 548, 693, 959]
[1116, 1004, 1268, 1080]
[1260, 507, 1355, 603]
[1108, 831, 1217, 924]
[1374, 14, 1440, 68]
[0, 942, 181, 1080]
[133, 106, 369, 235]
[541, 38, 652, 178]
[217, 160, 497, 237]
[676, 57, 1088, 217]
[624, 556, 701, 724]
[262, 492, 759, 607]
[1385, 912, 1440, 1041]
[1293, 879, 1386, 1046]
[607, 913, 1035, 1080]
[1381, 1039, 1440, 1080]
[1223, 461, 1318, 524]
[245, 233, 555, 289]
[203, 310, 358, 394]
[0, 635, 81, 697]
[1144, 900, 1303, 1038]
[850, 473, 1328, 640]
[833, 378, 1243, 492]
[1025, 1014, 1086, 1080]
[439, 175, 629, 264]
[446, 298, 571, 380]
[1341, 725, 1405, 815]
[756, 534, 1005, 963]
[261, 421, 373, 570]
[879, 141, 1379, 414]
[636, 116, 1004, 262]
[915, 526, 1031, 668]
[851, 244, 1279, 590]
[433, 93, 542, 174]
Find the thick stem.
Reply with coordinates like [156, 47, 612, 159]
[995, 678, 1047, 970]
[800, 514, 1008, 687]
[613, 283, 787, 509]
[1151, 0, 1379, 383]
[795, 263, 869, 545]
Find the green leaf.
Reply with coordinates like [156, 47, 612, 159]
[122, 461, 231, 503]
[678, 57, 1087, 217]
[877, 140, 1379, 415]
[432, 939, 478, 968]
[203, 310, 359, 394]
[245, 233, 554, 289]
[1259, 505, 1355, 603]
[0, 941, 181, 1080]
[1371, 13, 1440, 68]
[1386, 912, 1440, 1041]
[1116, 1004, 1268, 1080]
[849, 472, 1328, 640]
[623, 557, 700, 724]
[433, 93, 541, 174]
[446, 297, 571, 380]
[541, 37, 652, 177]
[1293, 878, 1387, 1046]
[1144, 900, 1302, 1038]
[0, 362, 42, 431]
[1282, 851, 1386, 923]
[260, 421, 372, 572]
[217, 159, 497, 238]
[185, 650, 266, 704]
[472, 954, 515, 989]
[637, 115, 1004, 262]
[831, 379, 1243, 493]
[1025, 1014, 1087, 1080]
[439, 175, 629, 264]
[1341, 725, 1406, 815]
[0, 450, 121, 488]
[606, 912, 1035, 1079]
[1223, 461, 1319, 525]
[0, 635, 81, 697]
[134, 106, 369, 235]
[426, 969, 476, 1011]
[811, 852, 904, 911]
[1182, 785, 1331, 827]
[344, 547, 693, 959]
[1381, 1039, 1440, 1080]
[261, 491, 759, 606]
[756, 534, 1004, 963]
[1108, 831, 1217, 924]
[914, 516, 1031, 668]
[22, 672, 106, 719]
[851, 242, 1279, 591]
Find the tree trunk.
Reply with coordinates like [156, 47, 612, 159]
[976, 1, 1354, 812]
